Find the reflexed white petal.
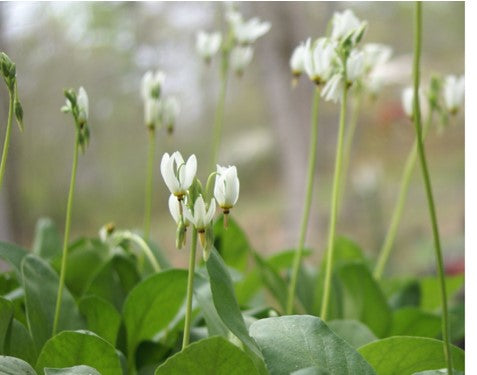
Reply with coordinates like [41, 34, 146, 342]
[194, 196, 207, 228]
[183, 154, 197, 189]
[168, 194, 181, 224]
[347, 50, 365, 82]
[205, 198, 216, 225]
[444, 75, 465, 112]
[230, 46, 254, 73]
[172, 151, 185, 167]
[141, 71, 153, 100]
[331, 9, 362, 41]
[290, 43, 306, 74]
[322, 74, 344, 103]
[402, 87, 414, 117]
[214, 175, 226, 206]
[183, 206, 195, 225]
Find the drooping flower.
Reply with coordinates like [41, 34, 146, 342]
[228, 13, 271, 45]
[160, 96, 180, 132]
[141, 70, 165, 100]
[160, 152, 197, 198]
[330, 9, 366, 44]
[443, 75, 465, 114]
[322, 73, 345, 103]
[290, 42, 306, 77]
[168, 194, 189, 225]
[362, 43, 392, 73]
[214, 165, 240, 211]
[230, 46, 254, 76]
[144, 96, 160, 128]
[183, 195, 216, 232]
[401, 86, 428, 119]
[77, 86, 89, 125]
[346, 50, 365, 83]
[303, 37, 336, 84]
[196, 31, 222, 61]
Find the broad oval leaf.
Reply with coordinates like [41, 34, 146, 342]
[0, 355, 36, 374]
[32, 217, 61, 260]
[154, 336, 259, 375]
[0, 241, 28, 278]
[213, 216, 250, 272]
[249, 315, 376, 375]
[390, 307, 441, 338]
[358, 336, 465, 375]
[36, 330, 122, 375]
[122, 269, 188, 365]
[328, 319, 377, 349]
[22, 254, 84, 353]
[44, 365, 101, 374]
[337, 262, 392, 337]
[79, 295, 121, 345]
[3, 319, 37, 366]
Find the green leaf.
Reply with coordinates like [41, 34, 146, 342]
[36, 330, 122, 375]
[123, 269, 188, 367]
[213, 216, 250, 272]
[21, 254, 85, 353]
[4, 319, 37, 366]
[267, 248, 312, 269]
[0, 241, 29, 278]
[78, 295, 121, 345]
[337, 262, 392, 337]
[206, 249, 262, 359]
[85, 254, 140, 310]
[420, 275, 464, 311]
[291, 368, 330, 375]
[358, 336, 465, 375]
[32, 218, 61, 260]
[154, 336, 259, 375]
[0, 297, 13, 352]
[249, 315, 376, 375]
[388, 280, 421, 310]
[390, 308, 441, 338]
[0, 355, 36, 374]
[44, 365, 101, 374]
[328, 320, 377, 349]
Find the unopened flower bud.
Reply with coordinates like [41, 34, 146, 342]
[176, 219, 187, 250]
[14, 99, 24, 131]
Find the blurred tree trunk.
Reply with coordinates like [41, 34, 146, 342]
[252, 2, 332, 248]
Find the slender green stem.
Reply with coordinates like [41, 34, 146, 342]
[0, 90, 14, 191]
[337, 91, 361, 214]
[52, 132, 80, 336]
[412, 3, 453, 373]
[182, 228, 197, 349]
[119, 231, 161, 273]
[209, 67, 229, 171]
[320, 82, 349, 321]
[374, 112, 433, 280]
[144, 128, 156, 238]
[286, 87, 321, 315]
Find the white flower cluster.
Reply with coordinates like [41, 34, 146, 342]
[196, 6, 271, 76]
[161, 151, 240, 259]
[141, 70, 180, 133]
[401, 74, 464, 120]
[290, 9, 393, 101]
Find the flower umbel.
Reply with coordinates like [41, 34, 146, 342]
[160, 152, 197, 199]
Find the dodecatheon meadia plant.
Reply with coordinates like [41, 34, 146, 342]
[0, 51, 24, 191]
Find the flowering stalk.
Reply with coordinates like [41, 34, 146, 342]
[182, 227, 197, 349]
[286, 87, 320, 315]
[337, 91, 362, 214]
[0, 89, 14, 191]
[320, 75, 349, 321]
[52, 131, 80, 336]
[412, 3, 453, 373]
[143, 127, 156, 238]
[374, 112, 433, 280]
[210, 59, 229, 171]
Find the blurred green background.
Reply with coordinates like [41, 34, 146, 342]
[0, 2, 464, 275]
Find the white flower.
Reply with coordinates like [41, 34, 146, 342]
[363, 43, 392, 72]
[443, 75, 464, 114]
[184, 195, 216, 231]
[196, 31, 222, 61]
[214, 165, 240, 210]
[230, 46, 254, 75]
[346, 50, 365, 83]
[77, 86, 89, 124]
[322, 73, 345, 103]
[161, 96, 180, 128]
[290, 43, 306, 76]
[160, 152, 197, 198]
[144, 97, 160, 128]
[401, 86, 428, 119]
[229, 14, 271, 45]
[141, 70, 165, 100]
[303, 37, 336, 84]
[168, 194, 189, 225]
[331, 9, 366, 43]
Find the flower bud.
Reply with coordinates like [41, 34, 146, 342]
[176, 219, 187, 250]
[14, 99, 24, 132]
